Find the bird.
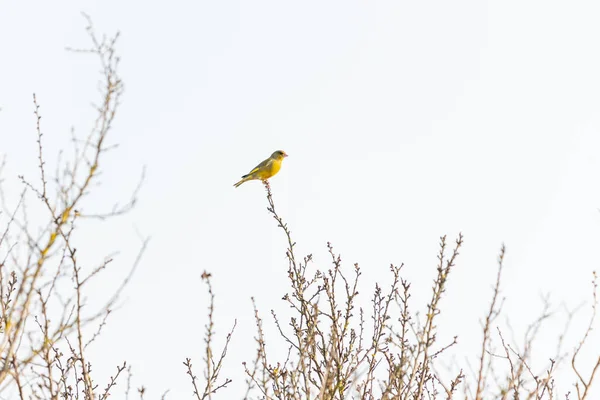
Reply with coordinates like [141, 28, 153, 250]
[233, 150, 288, 188]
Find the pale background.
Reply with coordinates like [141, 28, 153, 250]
[1, 0, 599, 398]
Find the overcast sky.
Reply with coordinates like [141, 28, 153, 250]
[1, 1, 600, 398]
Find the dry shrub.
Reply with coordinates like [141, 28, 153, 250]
[0, 15, 146, 399]
[222, 182, 599, 400]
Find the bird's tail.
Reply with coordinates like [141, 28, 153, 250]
[233, 175, 250, 188]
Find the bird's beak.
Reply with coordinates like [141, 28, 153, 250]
[283, 153, 288, 157]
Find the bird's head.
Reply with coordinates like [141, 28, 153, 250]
[271, 150, 288, 160]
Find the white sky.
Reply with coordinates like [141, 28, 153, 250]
[1, 0, 600, 398]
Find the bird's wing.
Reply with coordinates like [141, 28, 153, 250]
[243, 158, 271, 177]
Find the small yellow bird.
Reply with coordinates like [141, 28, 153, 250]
[234, 150, 288, 188]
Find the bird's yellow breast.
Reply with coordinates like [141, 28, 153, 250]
[256, 158, 282, 180]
